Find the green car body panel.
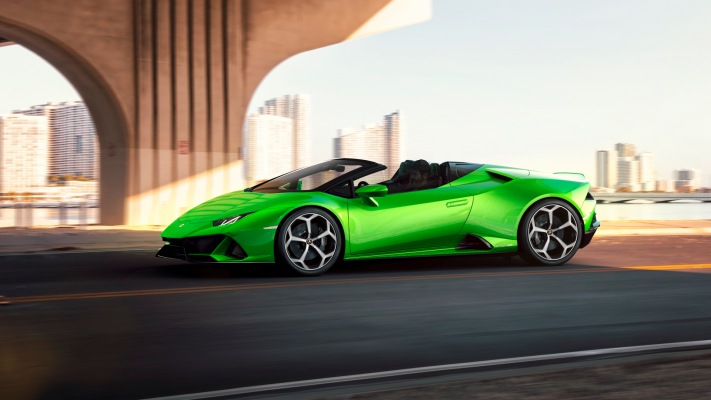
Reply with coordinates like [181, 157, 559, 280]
[158, 159, 598, 265]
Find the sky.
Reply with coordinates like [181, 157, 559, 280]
[2, 0, 711, 186]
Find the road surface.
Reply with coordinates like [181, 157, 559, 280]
[1, 235, 710, 399]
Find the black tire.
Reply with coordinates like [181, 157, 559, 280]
[276, 207, 343, 276]
[518, 199, 583, 266]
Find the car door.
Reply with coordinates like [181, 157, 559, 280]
[347, 185, 472, 255]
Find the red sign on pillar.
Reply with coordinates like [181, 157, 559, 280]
[178, 140, 190, 155]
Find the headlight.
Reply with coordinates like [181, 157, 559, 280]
[212, 212, 253, 227]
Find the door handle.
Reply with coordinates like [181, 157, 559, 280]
[446, 199, 468, 208]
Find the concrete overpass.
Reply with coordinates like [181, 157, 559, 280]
[0, 0, 430, 225]
[594, 193, 711, 204]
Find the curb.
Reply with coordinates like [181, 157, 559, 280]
[139, 340, 711, 400]
[0, 247, 159, 256]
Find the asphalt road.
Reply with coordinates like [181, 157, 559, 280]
[1, 235, 710, 400]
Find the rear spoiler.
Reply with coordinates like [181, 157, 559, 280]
[553, 172, 586, 180]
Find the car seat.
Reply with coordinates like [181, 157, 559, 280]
[390, 160, 414, 184]
[429, 163, 442, 187]
[439, 162, 450, 185]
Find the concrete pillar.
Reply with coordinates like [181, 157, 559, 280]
[131, 0, 247, 225]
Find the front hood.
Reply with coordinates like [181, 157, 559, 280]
[179, 191, 265, 224]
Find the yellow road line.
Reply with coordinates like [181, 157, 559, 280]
[618, 263, 711, 271]
[8, 263, 711, 304]
[8, 267, 619, 303]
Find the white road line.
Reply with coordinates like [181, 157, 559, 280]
[141, 339, 711, 400]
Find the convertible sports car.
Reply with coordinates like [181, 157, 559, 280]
[157, 159, 599, 275]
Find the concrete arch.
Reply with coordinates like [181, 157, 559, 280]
[0, 0, 430, 226]
[0, 17, 129, 224]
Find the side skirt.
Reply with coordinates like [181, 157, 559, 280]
[344, 245, 517, 261]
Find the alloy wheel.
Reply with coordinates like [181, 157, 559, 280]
[284, 212, 338, 271]
[527, 204, 579, 261]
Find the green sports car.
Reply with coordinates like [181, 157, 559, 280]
[157, 158, 599, 275]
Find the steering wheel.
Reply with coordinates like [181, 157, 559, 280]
[357, 181, 369, 188]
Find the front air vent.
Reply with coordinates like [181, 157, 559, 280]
[168, 235, 225, 254]
[586, 192, 595, 200]
[225, 238, 248, 260]
[456, 234, 493, 251]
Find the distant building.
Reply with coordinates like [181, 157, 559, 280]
[655, 180, 674, 192]
[14, 101, 98, 180]
[636, 152, 655, 191]
[617, 156, 640, 191]
[599, 143, 657, 191]
[0, 114, 49, 193]
[245, 114, 294, 185]
[334, 111, 403, 174]
[595, 150, 617, 189]
[674, 169, 702, 192]
[257, 94, 311, 170]
[615, 143, 637, 158]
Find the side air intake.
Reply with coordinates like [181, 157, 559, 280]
[456, 234, 493, 251]
[486, 171, 513, 182]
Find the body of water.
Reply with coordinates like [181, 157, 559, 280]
[595, 202, 711, 221]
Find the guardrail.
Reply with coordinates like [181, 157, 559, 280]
[0, 195, 99, 228]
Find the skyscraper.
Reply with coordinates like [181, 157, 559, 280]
[595, 150, 617, 189]
[334, 111, 403, 174]
[14, 101, 98, 179]
[0, 114, 49, 193]
[245, 114, 294, 185]
[617, 156, 640, 191]
[674, 169, 702, 192]
[636, 152, 655, 191]
[615, 143, 637, 158]
[257, 94, 311, 170]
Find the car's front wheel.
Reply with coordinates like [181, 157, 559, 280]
[518, 199, 583, 266]
[276, 207, 343, 276]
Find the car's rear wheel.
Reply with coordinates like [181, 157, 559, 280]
[518, 199, 583, 266]
[276, 207, 342, 276]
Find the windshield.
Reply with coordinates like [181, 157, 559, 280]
[249, 159, 378, 193]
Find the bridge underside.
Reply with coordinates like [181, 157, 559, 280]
[0, 0, 430, 225]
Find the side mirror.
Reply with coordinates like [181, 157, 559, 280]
[355, 184, 388, 206]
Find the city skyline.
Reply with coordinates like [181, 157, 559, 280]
[3, 95, 707, 192]
[0, 100, 99, 198]
[14, 101, 98, 180]
[2, 1, 711, 185]
[595, 142, 704, 192]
